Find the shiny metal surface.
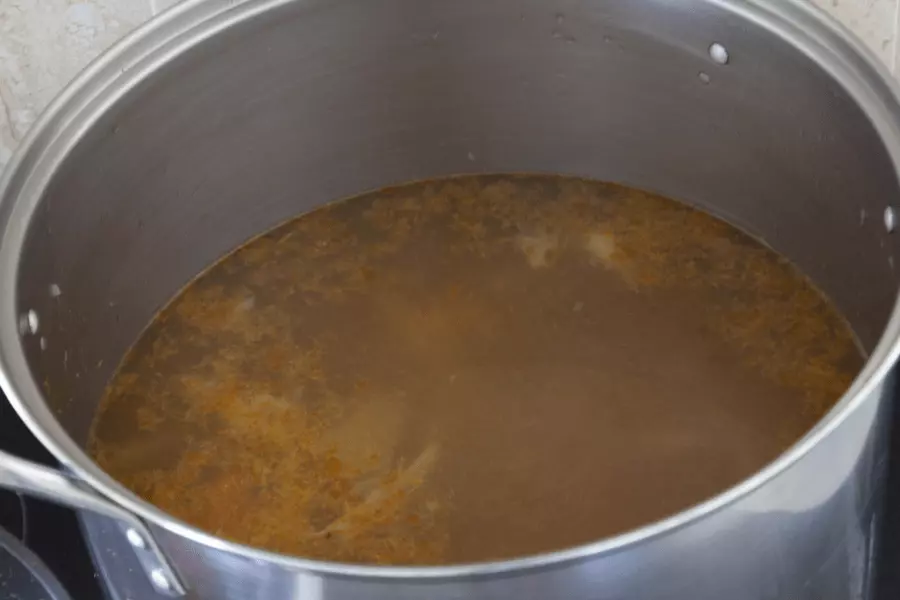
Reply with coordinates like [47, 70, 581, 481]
[1, 0, 900, 598]
[0, 449, 185, 595]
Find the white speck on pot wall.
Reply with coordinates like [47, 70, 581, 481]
[0, 0, 899, 172]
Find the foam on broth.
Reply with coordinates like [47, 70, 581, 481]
[88, 175, 861, 565]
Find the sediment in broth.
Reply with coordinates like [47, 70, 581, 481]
[89, 175, 862, 565]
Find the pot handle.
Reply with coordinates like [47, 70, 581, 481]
[0, 449, 186, 597]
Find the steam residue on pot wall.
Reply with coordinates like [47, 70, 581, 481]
[88, 175, 861, 565]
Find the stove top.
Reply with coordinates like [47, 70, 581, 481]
[4, 393, 900, 600]
[0, 398, 106, 599]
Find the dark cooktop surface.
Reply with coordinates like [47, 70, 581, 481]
[3, 389, 900, 600]
[0, 398, 105, 599]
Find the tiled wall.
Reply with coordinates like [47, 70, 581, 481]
[0, 0, 899, 171]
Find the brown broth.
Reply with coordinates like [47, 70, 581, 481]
[88, 175, 862, 565]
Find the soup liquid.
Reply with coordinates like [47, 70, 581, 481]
[89, 175, 862, 565]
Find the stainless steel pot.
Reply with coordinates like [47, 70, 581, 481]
[1, 0, 900, 598]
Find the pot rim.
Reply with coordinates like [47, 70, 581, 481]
[1, 0, 900, 580]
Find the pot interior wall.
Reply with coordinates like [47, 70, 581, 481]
[14, 0, 900, 444]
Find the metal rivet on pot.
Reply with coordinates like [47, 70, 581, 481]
[27, 310, 39, 334]
[150, 569, 173, 592]
[698, 71, 711, 84]
[885, 206, 896, 233]
[125, 528, 147, 549]
[49, 283, 61, 298]
[39, 337, 47, 351]
[709, 42, 729, 65]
